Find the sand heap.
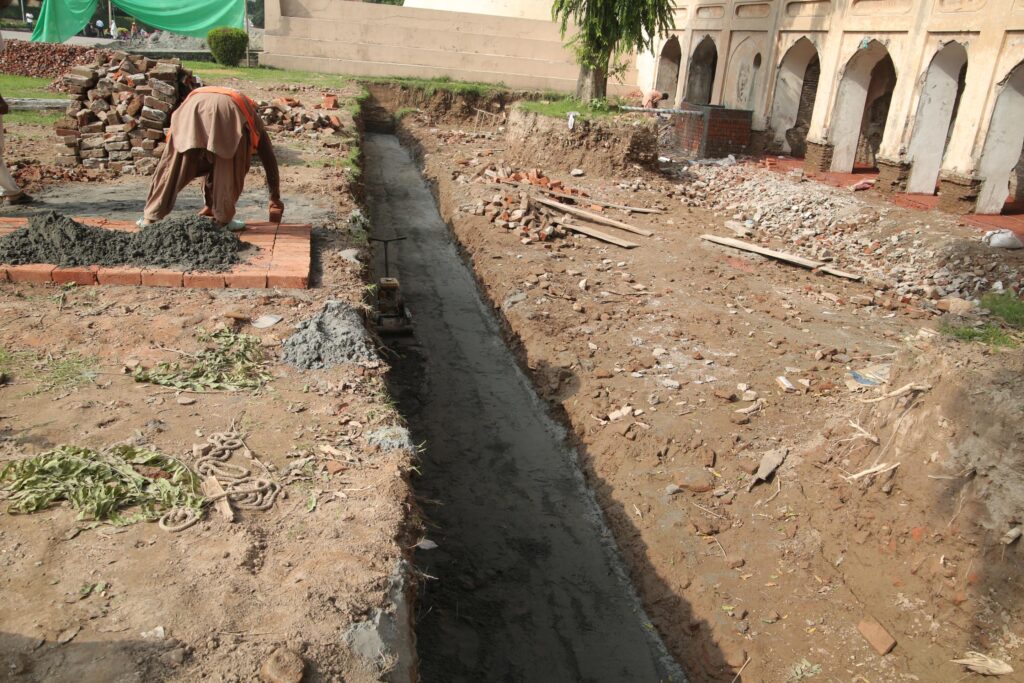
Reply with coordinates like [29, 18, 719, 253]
[0, 212, 246, 272]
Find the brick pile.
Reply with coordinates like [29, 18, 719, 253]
[258, 95, 346, 136]
[0, 39, 106, 79]
[52, 52, 198, 174]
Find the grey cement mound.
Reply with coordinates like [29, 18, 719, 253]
[0, 212, 245, 272]
[281, 301, 379, 370]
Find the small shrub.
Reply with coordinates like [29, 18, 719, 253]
[207, 27, 249, 67]
[981, 292, 1024, 330]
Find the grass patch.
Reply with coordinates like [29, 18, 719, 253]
[981, 292, 1024, 330]
[3, 109, 64, 126]
[133, 328, 270, 392]
[940, 322, 1019, 348]
[517, 97, 621, 120]
[394, 106, 418, 121]
[0, 73, 66, 99]
[0, 445, 203, 525]
[0, 346, 96, 393]
[183, 61, 351, 91]
[358, 74, 510, 98]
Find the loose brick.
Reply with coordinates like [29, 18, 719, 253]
[226, 269, 269, 289]
[97, 266, 142, 286]
[858, 616, 896, 655]
[184, 272, 226, 288]
[141, 268, 184, 287]
[52, 266, 98, 285]
[7, 264, 55, 283]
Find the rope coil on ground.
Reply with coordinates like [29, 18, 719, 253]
[159, 507, 201, 532]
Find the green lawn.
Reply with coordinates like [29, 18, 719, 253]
[183, 61, 352, 91]
[517, 97, 627, 120]
[0, 73, 67, 99]
[3, 110, 64, 125]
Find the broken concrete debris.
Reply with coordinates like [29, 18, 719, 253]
[258, 94, 348, 137]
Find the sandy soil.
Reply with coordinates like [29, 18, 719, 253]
[0, 82, 417, 682]
[395, 107, 1024, 682]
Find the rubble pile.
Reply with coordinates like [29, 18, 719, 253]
[0, 39, 106, 79]
[258, 95, 347, 137]
[52, 53, 198, 175]
[672, 163, 1024, 300]
[461, 166, 595, 244]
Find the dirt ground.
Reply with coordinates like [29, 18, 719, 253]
[0, 80, 417, 682]
[389, 98, 1024, 682]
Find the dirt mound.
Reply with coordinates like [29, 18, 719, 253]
[0, 39, 106, 79]
[282, 301, 379, 369]
[503, 108, 659, 177]
[0, 212, 244, 271]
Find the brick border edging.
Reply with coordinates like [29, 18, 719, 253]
[0, 218, 311, 289]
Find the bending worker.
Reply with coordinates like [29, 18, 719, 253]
[141, 86, 283, 230]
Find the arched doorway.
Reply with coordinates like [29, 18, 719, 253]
[686, 36, 718, 105]
[976, 61, 1024, 214]
[768, 37, 820, 157]
[655, 36, 682, 104]
[906, 42, 968, 194]
[829, 40, 897, 172]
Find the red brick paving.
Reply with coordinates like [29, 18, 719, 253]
[0, 218, 311, 289]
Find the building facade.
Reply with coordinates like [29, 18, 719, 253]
[636, 0, 1024, 214]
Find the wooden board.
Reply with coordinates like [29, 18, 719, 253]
[202, 476, 235, 522]
[532, 196, 655, 237]
[498, 180, 664, 214]
[555, 220, 638, 248]
[700, 234, 862, 281]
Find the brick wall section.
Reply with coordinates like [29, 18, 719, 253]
[875, 158, 911, 195]
[804, 141, 833, 173]
[668, 103, 752, 159]
[937, 173, 980, 214]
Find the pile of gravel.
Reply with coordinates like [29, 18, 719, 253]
[0, 212, 246, 272]
[282, 301, 379, 369]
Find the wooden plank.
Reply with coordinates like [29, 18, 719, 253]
[202, 476, 235, 522]
[700, 234, 862, 281]
[555, 220, 638, 248]
[532, 196, 654, 237]
[498, 180, 663, 213]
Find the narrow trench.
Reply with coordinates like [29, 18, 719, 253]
[363, 130, 685, 682]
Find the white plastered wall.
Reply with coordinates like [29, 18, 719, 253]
[767, 35, 820, 151]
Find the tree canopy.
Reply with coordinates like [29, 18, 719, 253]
[552, 0, 676, 101]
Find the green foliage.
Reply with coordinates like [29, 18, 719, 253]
[0, 445, 203, 525]
[0, 74, 69, 99]
[981, 292, 1024, 330]
[552, 0, 675, 97]
[0, 346, 96, 393]
[940, 322, 1019, 348]
[517, 97, 619, 119]
[133, 328, 270, 392]
[207, 27, 250, 67]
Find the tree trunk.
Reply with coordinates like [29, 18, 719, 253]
[575, 63, 608, 102]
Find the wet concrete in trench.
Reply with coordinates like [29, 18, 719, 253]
[364, 133, 685, 682]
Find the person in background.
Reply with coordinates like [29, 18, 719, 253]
[140, 86, 283, 230]
[130, 21, 139, 39]
[0, 23, 34, 206]
[642, 89, 669, 110]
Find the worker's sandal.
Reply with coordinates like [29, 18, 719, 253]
[224, 219, 246, 232]
[5, 192, 34, 205]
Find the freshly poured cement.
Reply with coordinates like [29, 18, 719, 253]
[0, 212, 244, 271]
[364, 134, 684, 682]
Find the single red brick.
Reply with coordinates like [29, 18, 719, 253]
[858, 616, 896, 655]
[226, 270, 268, 289]
[141, 268, 184, 287]
[184, 272, 226, 288]
[8, 264, 55, 283]
[0, 265, 8, 282]
[97, 267, 142, 286]
[268, 270, 309, 289]
[910, 527, 926, 542]
[52, 266, 98, 285]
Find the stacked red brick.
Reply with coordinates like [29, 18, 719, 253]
[258, 95, 345, 135]
[54, 53, 197, 175]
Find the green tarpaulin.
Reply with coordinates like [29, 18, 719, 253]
[31, 0, 244, 43]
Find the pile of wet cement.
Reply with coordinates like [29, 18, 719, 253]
[0, 212, 245, 272]
[282, 301, 379, 370]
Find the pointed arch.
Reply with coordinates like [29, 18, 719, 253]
[723, 37, 763, 110]
[655, 36, 682, 104]
[906, 42, 968, 194]
[829, 40, 897, 172]
[686, 36, 718, 105]
[976, 61, 1024, 214]
[768, 37, 820, 156]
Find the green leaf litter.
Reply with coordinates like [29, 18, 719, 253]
[0, 445, 204, 526]
[133, 328, 271, 392]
